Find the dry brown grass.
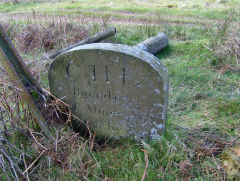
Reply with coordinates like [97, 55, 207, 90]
[1, 17, 91, 53]
[209, 11, 240, 69]
[0, 72, 96, 180]
[216, 23, 240, 65]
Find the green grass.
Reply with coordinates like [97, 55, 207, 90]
[86, 20, 239, 180]
[1, 0, 240, 21]
[0, 1, 239, 180]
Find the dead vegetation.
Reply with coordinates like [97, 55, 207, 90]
[0, 74, 97, 180]
[1, 16, 102, 54]
[215, 23, 240, 66]
[209, 11, 240, 70]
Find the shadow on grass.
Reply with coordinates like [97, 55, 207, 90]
[156, 45, 172, 59]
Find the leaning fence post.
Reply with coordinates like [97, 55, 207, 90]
[0, 24, 53, 140]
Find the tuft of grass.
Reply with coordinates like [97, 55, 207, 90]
[216, 98, 240, 116]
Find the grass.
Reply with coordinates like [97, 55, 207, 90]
[0, 1, 240, 180]
[1, 0, 240, 21]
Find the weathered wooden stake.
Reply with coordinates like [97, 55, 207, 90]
[0, 24, 53, 140]
[49, 27, 116, 59]
[134, 32, 168, 54]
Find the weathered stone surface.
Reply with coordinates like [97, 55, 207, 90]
[48, 43, 169, 140]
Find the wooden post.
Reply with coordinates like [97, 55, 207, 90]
[0, 24, 53, 140]
[49, 27, 116, 59]
[134, 33, 168, 54]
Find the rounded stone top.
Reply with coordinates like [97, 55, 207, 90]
[49, 43, 169, 140]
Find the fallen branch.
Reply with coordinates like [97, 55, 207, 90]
[49, 27, 116, 59]
[134, 32, 168, 54]
[141, 149, 149, 181]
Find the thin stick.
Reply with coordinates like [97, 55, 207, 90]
[45, 90, 92, 135]
[28, 162, 40, 175]
[55, 129, 58, 152]
[21, 145, 30, 181]
[28, 128, 47, 150]
[23, 150, 46, 175]
[90, 131, 96, 151]
[141, 149, 149, 181]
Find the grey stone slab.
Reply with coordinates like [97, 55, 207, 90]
[48, 43, 169, 140]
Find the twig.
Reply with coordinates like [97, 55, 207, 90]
[28, 128, 47, 150]
[55, 129, 58, 152]
[48, 156, 51, 180]
[45, 90, 92, 136]
[28, 161, 40, 176]
[21, 145, 30, 181]
[90, 131, 96, 151]
[23, 150, 46, 175]
[202, 44, 214, 51]
[141, 149, 149, 181]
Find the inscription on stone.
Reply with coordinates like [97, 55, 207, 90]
[48, 43, 169, 140]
